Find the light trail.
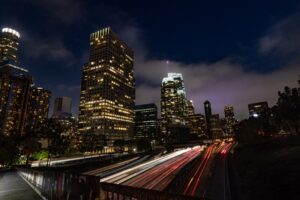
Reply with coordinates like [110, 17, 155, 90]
[191, 144, 215, 196]
[126, 146, 202, 190]
[101, 148, 193, 183]
[83, 157, 139, 176]
[31, 154, 113, 167]
[183, 145, 212, 194]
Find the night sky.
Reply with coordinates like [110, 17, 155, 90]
[1, 0, 300, 119]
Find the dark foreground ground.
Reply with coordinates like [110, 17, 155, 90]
[233, 136, 300, 200]
[0, 169, 42, 200]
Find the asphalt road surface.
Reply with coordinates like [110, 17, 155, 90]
[0, 170, 42, 200]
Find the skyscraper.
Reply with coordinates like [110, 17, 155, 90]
[26, 87, 51, 132]
[186, 100, 195, 116]
[0, 27, 51, 136]
[0, 28, 20, 65]
[187, 114, 206, 137]
[52, 96, 72, 118]
[134, 104, 157, 139]
[210, 114, 223, 139]
[224, 106, 236, 136]
[79, 27, 135, 147]
[0, 62, 32, 135]
[204, 100, 212, 138]
[161, 73, 188, 135]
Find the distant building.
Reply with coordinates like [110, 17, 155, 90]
[186, 100, 195, 116]
[52, 96, 72, 118]
[224, 106, 236, 136]
[26, 87, 51, 132]
[248, 101, 269, 118]
[0, 28, 20, 65]
[210, 114, 223, 139]
[134, 104, 157, 139]
[204, 100, 212, 139]
[78, 27, 135, 147]
[187, 114, 206, 137]
[161, 73, 188, 137]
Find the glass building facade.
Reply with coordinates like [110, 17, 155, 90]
[134, 104, 157, 139]
[161, 73, 188, 135]
[26, 86, 51, 132]
[0, 63, 32, 135]
[79, 27, 135, 146]
[0, 28, 20, 65]
[0, 28, 51, 136]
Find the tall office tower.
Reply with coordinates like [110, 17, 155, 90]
[204, 100, 212, 139]
[186, 100, 195, 116]
[26, 87, 51, 132]
[248, 101, 269, 118]
[161, 73, 188, 135]
[79, 27, 135, 147]
[224, 106, 234, 119]
[134, 103, 157, 139]
[210, 114, 223, 139]
[0, 28, 20, 65]
[224, 106, 236, 136]
[0, 62, 32, 135]
[52, 96, 72, 118]
[187, 114, 206, 137]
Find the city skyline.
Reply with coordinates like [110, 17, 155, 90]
[1, 1, 300, 119]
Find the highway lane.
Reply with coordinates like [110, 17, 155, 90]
[102, 146, 204, 191]
[31, 153, 119, 167]
[101, 148, 193, 183]
[83, 155, 151, 177]
[181, 142, 234, 199]
[182, 143, 216, 197]
[125, 146, 203, 191]
[205, 142, 234, 200]
[83, 157, 140, 176]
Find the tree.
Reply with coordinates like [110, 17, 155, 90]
[20, 136, 41, 165]
[0, 134, 20, 167]
[276, 86, 300, 135]
[37, 118, 70, 164]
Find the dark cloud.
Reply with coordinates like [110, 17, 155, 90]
[259, 13, 300, 59]
[25, 0, 86, 25]
[23, 37, 75, 65]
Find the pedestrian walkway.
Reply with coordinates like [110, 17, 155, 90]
[0, 170, 42, 200]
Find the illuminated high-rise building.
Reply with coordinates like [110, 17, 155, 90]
[210, 114, 223, 139]
[186, 100, 195, 116]
[204, 100, 212, 138]
[161, 73, 188, 135]
[134, 104, 157, 139]
[0, 28, 51, 136]
[0, 28, 20, 65]
[224, 106, 236, 136]
[187, 114, 206, 137]
[79, 27, 135, 146]
[0, 62, 32, 135]
[26, 87, 51, 132]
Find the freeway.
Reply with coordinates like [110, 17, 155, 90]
[102, 146, 204, 191]
[83, 155, 151, 177]
[180, 142, 234, 199]
[31, 153, 122, 167]
[205, 142, 234, 200]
